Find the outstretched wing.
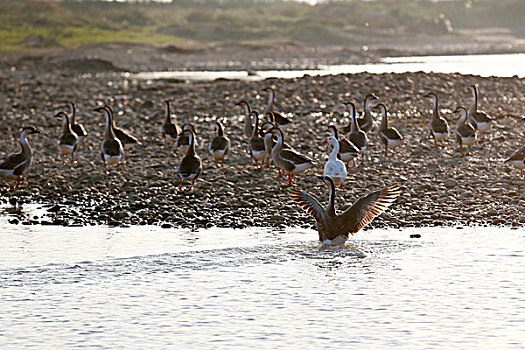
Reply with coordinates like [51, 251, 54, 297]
[338, 184, 402, 235]
[288, 189, 326, 224]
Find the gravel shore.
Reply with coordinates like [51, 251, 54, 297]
[1, 64, 524, 230]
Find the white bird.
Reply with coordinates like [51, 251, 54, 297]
[323, 136, 347, 188]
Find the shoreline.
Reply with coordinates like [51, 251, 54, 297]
[0, 59, 524, 230]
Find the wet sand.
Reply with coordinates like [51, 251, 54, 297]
[0, 55, 524, 230]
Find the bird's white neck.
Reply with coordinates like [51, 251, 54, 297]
[263, 90, 274, 115]
[456, 109, 468, 127]
[469, 87, 478, 115]
[328, 140, 339, 161]
[379, 106, 388, 130]
[272, 130, 284, 157]
[20, 130, 32, 157]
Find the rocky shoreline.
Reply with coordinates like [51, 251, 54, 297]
[1, 65, 524, 230]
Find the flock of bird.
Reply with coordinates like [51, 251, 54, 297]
[0, 84, 523, 244]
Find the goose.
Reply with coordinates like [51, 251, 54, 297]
[262, 87, 292, 130]
[263, 121, 294, 171]
[248, 111, 267, 169]
[377, 103, 403, 157]
[468, 85, 492, 141]
[209, 121, 230, 167]
[270, 126, 314, 186]
[328, 125, 358, 170]
[345, 101, 368, 165]
[104, 105, 140, 146]
[178, 129, 202, 190]
[504, 146, 525, 178]
[69, 102, 87, 148]
[161, 100, 178, 144]
[424, 92, 449, 148]
[235, 100, 253, 139]
[95, 106, 124, 173]
[265, 110, 292, 131]
[358, 93, 379, 132]
[454, 106, 477, 157]
[0, 126, 40, 187]
[289, 176, 402, 245]
[176, 123, 196, 157]
[56, 111, 79, 164]
[323, 136, 347, 188]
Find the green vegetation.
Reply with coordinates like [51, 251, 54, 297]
[0, 0, 523, 52]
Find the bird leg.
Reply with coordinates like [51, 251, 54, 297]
[14, 177, 21, 188]
[360, 154, 365, 166]
[286, 172, 293, 186]
[61, 153, 65, 164]
[104, 161, 108, 174]
[384, 144, 389, 157]
[434, 137, 439, 149]
[221, 156, 225, 167]
[521, 169, 523, 178]
[82, 138, 87, 149]
[116, 163, 120, 171]
[179, 178, 183, 190]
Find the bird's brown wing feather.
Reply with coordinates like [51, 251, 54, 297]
[337, 184, 402, 235]
[430, 118, 448, 134]
[289, 189, 326, 224]
[0, 153, 25, 170]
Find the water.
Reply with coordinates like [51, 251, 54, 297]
[133, 53, 525, 82]
[1, 205, 523, 349]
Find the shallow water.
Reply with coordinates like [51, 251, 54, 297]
[1, 206, 524, 349]
[134, 53, 525, 82]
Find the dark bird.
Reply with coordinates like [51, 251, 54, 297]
[248, 111, 267, 169]
[377, 103, 403, 157]
[345, 101, 368, 165]
[69, 102, 88, 148]
[161, 100, 178, 144]
[178, 129, 202, 190]
[95, 107, 124, 173]
[262, 87, 292, 130]
[104, 105, 140, 146]
[209, 121, 230, 167]
[0, 126, 40, 187]
[56, 111, 78, 164]
[236, 100, 253, 139]
[176, 123, 197, 157]
[454, 106, 477, 157]
[289, 176, 402, 245]
[424, 92, 449, 149]
[269, 126, 314, 186]
[468, 84, 493, 142]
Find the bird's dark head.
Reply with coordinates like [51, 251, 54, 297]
[366, 93, 379, 101]
[424, 92, 437, 99]
[454, 106, 467, 114]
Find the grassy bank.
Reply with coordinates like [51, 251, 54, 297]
[0, 0, 523, 52]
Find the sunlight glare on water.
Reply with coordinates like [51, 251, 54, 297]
[0, 219, 523, 349]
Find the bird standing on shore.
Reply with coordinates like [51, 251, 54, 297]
[248, 111, 267, 169]
[377, 103, 403, 157]
[424, 92, 449, 149]
[104, 105, 140, 147]
[454, 106, 477, 157]
[161, 100, 178, 144]
[323, 136, 347, 188]
[0, 126, 40, 187]
[176, 123, 196, 157]
[504, 146, 525, 177]
[328, 125, 358, 170]
[95, 106, 124, 173]
[468, 84, 493, 141]
[236, 100, 253, 139]
[289, 176, 402, 245]
[178, 129, 201, 190]
[262, 87, 292, 130]
[56, 111, 78, 164]
[209, 121, 230, 167]
[69, 102, 88, 149]
[345, 101, 368, 165]
[270, 126, 314, 186]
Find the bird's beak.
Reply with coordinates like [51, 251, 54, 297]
[322, 139, 328, 144]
